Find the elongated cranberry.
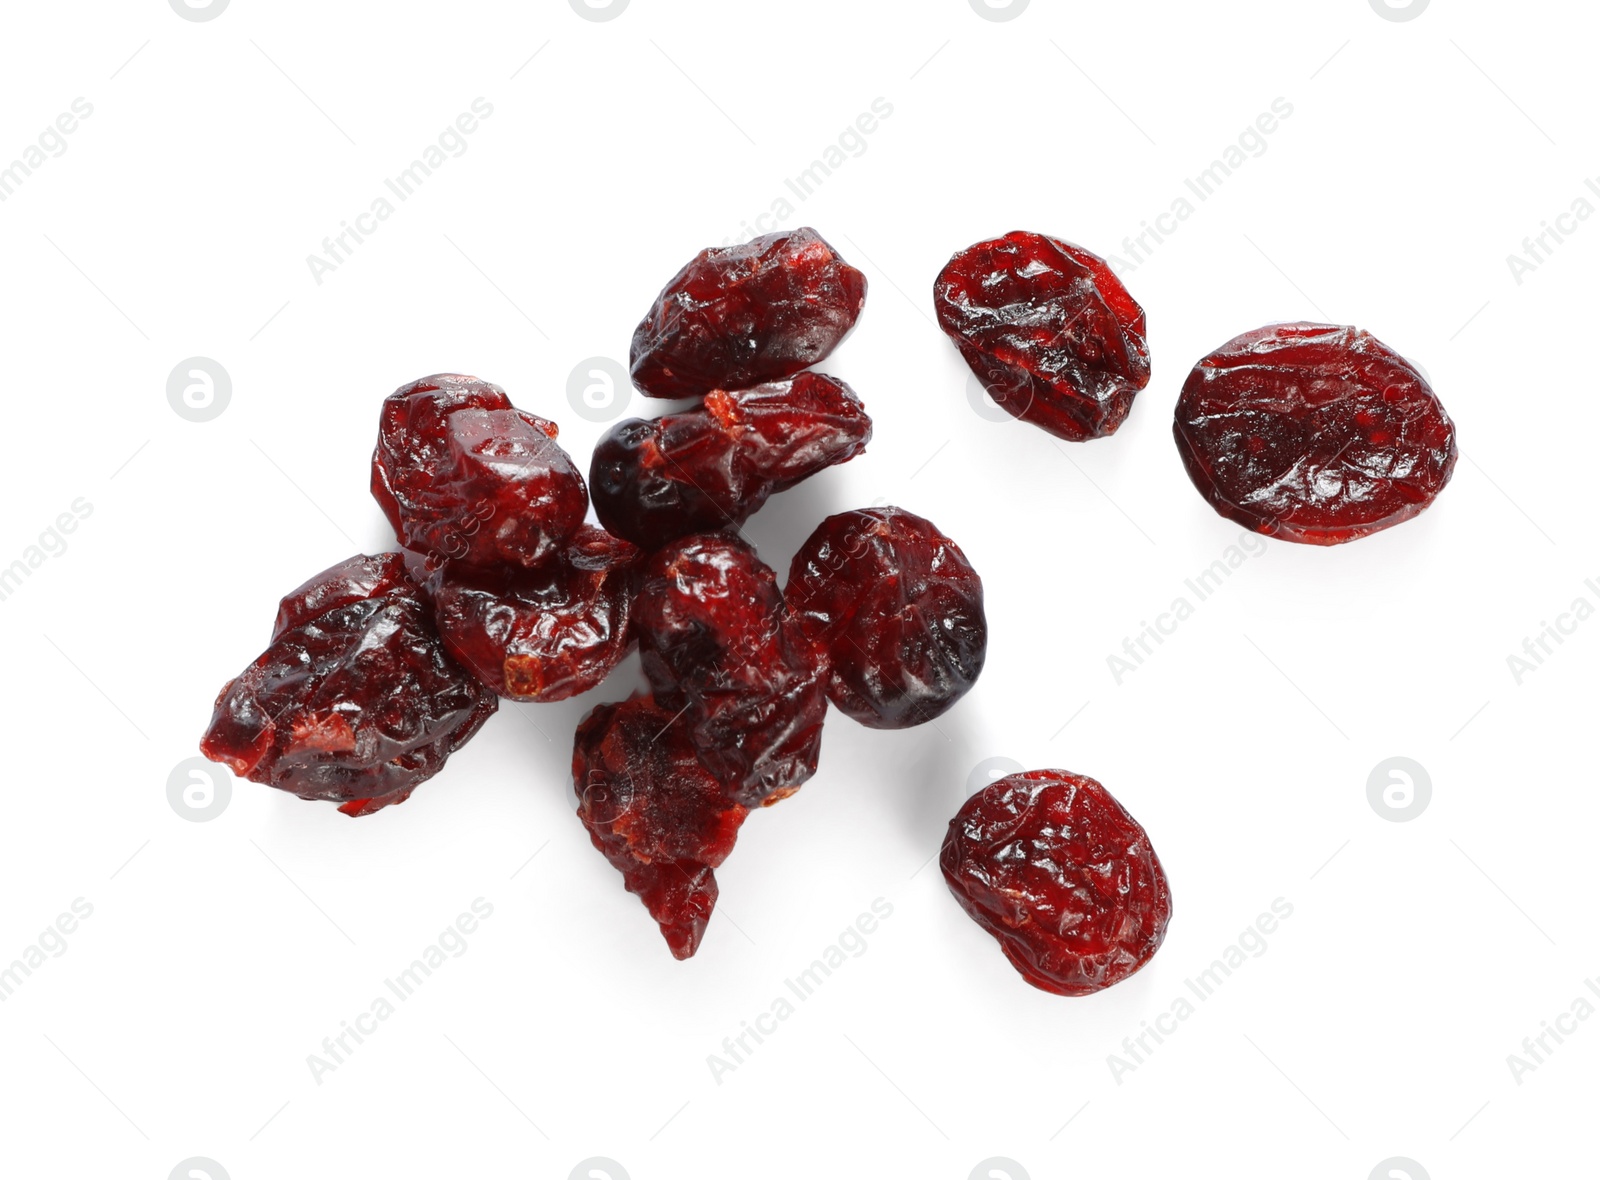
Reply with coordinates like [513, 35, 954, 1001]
[630, 228, 867, 399]
[942, 770, 1171, 996]
[633, 534, 827, 807]
[590, 372, 871, 548]
[573, 696, 748, 959]
[200, 554, 498, 816]
[1174, 323, 1458, 544]
[788, 507, 986, 729]
[415, 526, 641, 702]
[371, 374, 587, 569]
[934, 232, 1150, 441]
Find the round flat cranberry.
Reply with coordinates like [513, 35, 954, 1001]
[941, 770, 1171, 996]
[787, 507, 986, 730]
[1174, 324, 1458, 545]
[934, 231, 1150, 441]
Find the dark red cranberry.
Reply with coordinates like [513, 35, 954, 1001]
[1174, 323, 1458, 544]
[573, 695, 748, 959]
[371, 374, 588, 569]
[414, 526, 641, 702]
[942, 770, 1172, 996]
[633, 534, 827, 807]
[934, 231, 1150, 441]
[590, 372, 871, 548]
[200, 554, 498, 816]
[630, 228, 867, 400]
[788, 507, 986, 729]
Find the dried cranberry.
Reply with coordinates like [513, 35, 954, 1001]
[200, 554, 498, 817]
[941, 770, 1171, 996]
[414, 526, 641, 702]
[630, 228, 867, 400]
[788, 507, 986, 729]
[371, 373, 588, 569]
[633, 534, 827, 807]
[1174, 323, 1458, 545]
[590, 372, 871, 548]
[573, 696, 748, 959]
[934, 231, 1150, 441]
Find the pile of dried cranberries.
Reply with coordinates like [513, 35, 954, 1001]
[201, 228, 988, 961]
[201, 222, 1462, 998]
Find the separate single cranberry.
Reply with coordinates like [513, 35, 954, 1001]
[934, 231, 1150, 441]
[630, 228, 867, 399]
[942, 770, 1172, 996]
[414, 526, 641, 702]
[633, 534, 827, 807]
[573, 695, 749, 959]
[200, 554, 498, 817]
[1174, 323, 1458, 544]
[788, 507, 986, 729]
[590, 372, 871, 548]
[371, 373, 588, 568]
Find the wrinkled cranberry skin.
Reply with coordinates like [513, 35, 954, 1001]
[1174, 324, 1458, 545]
[934, 232, 1150, 441]
[633, 535, 827, 807]
[630, 228, 867, 400]
[371, 374, 588, 569]
[573, 696, 748, 959]
[788, 508, 986, 729]
[590, 372, 871, 548]
[200, 554, 498, 817]
[414, 526, 641, 702]
[942, 771, 1171, 996]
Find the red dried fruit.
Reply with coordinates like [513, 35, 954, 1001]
[200, 554, 498, 816]
[414, 526, 641, 702]
[934, 231, 1150, 441]
[1174, 323, 1458, 545]
[630, 228, 867, 400]
[371, 373, 588, 569]
[942, 770, 1171, 996]
[788, 507, 986, 729]
[573, 695, 749, 959]
[633, 534, 827, 807]
[590, 372, 871, 548]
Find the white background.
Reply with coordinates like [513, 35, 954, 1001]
[0, 1, 1594, 1177]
